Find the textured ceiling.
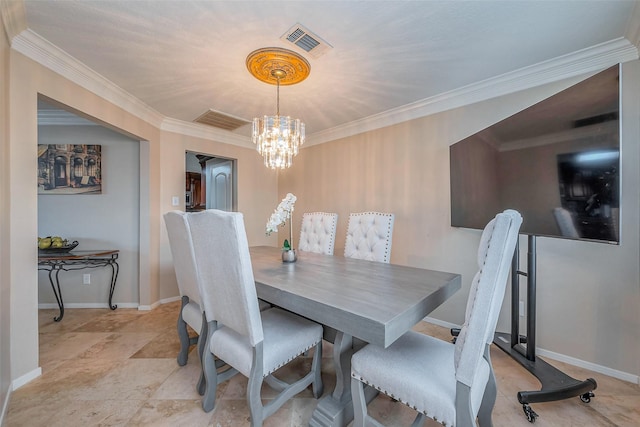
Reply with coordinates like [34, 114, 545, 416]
[18, 1, 640, 141]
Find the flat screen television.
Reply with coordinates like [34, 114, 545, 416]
[450, 65, 620, 244]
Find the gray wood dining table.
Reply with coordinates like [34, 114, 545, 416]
[249, 246, 462, 427]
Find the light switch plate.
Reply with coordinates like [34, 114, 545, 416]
[171, 196, 180, 206]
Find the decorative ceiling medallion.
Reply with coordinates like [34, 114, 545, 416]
[246, 47, 310, 85]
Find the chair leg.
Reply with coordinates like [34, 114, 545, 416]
[201, 322, 219, 413]
[177, 296, 190, 366]
[311, 340, 324, 398]
[196, 317, 208, 396]
[477, 346, 496, 427]
[248, 343, 265, 427]
[351, 377, 368, 427]
[455, 381, 475, 427]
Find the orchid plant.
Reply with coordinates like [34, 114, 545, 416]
[265, 193, 297, 250]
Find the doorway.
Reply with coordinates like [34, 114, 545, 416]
[185, 151, 237, 212]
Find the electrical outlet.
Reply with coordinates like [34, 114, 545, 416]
[83, 274, 91, 285]
[519, 300, 525, 317]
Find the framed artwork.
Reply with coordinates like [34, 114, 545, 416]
[37, 144, 102, 194]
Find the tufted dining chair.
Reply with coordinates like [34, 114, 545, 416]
[350, 210, 522, 427]
[163, 210, 207, 394]
[186, 209, 324, 425]
[298, 212, 338, 255]
[344, 212, 395, 263]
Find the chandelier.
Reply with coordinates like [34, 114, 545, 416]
[246, 48, 310, 170]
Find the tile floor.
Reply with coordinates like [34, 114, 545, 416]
[4, 301, 640, 426]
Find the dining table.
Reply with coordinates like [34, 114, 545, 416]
[249, 246, 462, 427]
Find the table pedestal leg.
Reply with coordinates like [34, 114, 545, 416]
[310, 331, 377, 427]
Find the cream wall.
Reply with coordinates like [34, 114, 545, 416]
[280, 62, 640, 379]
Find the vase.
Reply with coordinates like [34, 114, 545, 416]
[282, 249, 297, 263]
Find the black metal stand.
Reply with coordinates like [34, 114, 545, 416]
[38, 250, 119, 322]
[493, 235, 597, 422]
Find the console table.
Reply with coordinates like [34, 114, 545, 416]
[38, 250, 120, 322]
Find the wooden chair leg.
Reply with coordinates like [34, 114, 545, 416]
[312, 340, 324, 398]
[201, 322, 219, 413]
[477, 346, 496, 427]
[177, 296, 190, 366]
[196, 316, 208, 396]
[351, 377, 368, 427]
[248, 343, 265, 427]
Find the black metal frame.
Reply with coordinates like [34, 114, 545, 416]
[38, 251, 119, 322]
[493, 235, 597, 422]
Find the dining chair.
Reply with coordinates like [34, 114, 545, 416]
[344, 212, 395, 263]
[163, 210, 207, 394]
[186, 209, 324, 425]
[299, 212, 338, 255]
[552, 207, 580, 238]
[350, 209, 522, 427]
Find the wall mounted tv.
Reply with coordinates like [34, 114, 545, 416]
[450, 65, 620, 244]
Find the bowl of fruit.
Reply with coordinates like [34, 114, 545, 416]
[38, 236, 79, 254]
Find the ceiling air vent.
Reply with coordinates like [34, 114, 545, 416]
[281, 23, 332, 59]
[193, 109, 250, 131]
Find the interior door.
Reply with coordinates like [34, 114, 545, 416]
[206, 159, 233, 211]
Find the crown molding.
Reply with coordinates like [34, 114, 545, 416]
[306, 38, 638, 147]
[0, 0, 27, 43]
[625, 1, 640, 51]
[10, 26, 638, 149]
[161, 118, 252, 149]
[11, 29, 165, 128]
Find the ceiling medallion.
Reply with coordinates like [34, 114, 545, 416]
[246, 47, 311, 86]
[247, 47, 310, 170]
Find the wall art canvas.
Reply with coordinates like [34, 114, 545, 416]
[38, 144, 102, 194]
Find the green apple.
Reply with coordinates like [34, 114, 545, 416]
[38, 237, 52, 250]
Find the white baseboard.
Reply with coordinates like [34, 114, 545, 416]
[12, 367, 41, 390]
[38, 302, 138, 309]
[138, 296, 179, 311]
[536, 348, 640, 385]
[422, 317, 639, 385]
[160, 295, 181, 304]
[423, 316, 459, 330]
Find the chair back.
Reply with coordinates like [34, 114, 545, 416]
[164, 210, 202, 308]
[344, 212, 394, 263]
[187, 210, 264, 346]
[553, 207, 580, 238]
[299, 212, 338, 255]
[454, 209, 522, 389]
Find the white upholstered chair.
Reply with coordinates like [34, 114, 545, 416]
[163, 210, 207, 394]
[344, 212, 395, 263]
[186, 209, 324, 425]
[350, 209, 522, 427]
[298, 212, 338, 255]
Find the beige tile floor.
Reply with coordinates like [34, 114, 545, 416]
[4, 301, 640, 426]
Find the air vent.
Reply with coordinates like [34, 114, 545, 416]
[193, 110, 250, 131]
[281, 23, 332, 59]
[573, 111, 618, 128]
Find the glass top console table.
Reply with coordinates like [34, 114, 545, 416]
[38, 250, 120, 322]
